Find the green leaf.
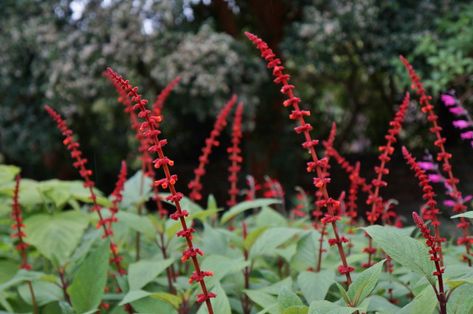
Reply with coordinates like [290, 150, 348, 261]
[283, 305, 309, 314]
[244, 226, 268, 250]
[308, 300, 357, 314]
[0, 270, 45, 292]
[447, 283, 473, 313]
[128, 258, 174, 290]
[297, 270, 334, 303]
[18, 281, 63, 306]
[200, 255, 249, 287]
[250, 227, 300, 258]
[244, 290, 278, 310]
[347, 260, 385, 306]
[121, 171, 152, 209]
[119, 290, 151, 306]
[131, 296, 177, 314]
[278, 287, 303, 311]
[335, 282, 351, 306]
[68, 240, 110, 313]
[221, 198, 281, 224]
[398, 285, 437, 314]
[255, 207, 287, 227]
[366, 295, 401, 314]
[0, 165, 20, 185]
[451, 211, 473, 219]
[116, 211, 155, 238]
[364, 225, 435, 284]
[24, 211, 89, 265]
[150, 292, 181, 309]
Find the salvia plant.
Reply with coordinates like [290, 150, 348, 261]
[0, 32, 472, 314]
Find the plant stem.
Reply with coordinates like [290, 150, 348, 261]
[58, 267, 71, 305]
[241, 222, 251, 314]
[27, 281, 38, 314]
[331, 222, 352, 285]
[316, 223, 327, 272]
[158, 232, 175, 293]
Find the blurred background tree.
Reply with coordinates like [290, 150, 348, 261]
[1, 0, 472, 203]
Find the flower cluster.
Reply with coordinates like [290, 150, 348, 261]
[188, 95, 237, 201]
[262, 177, 285, 199]
[105, 68, 216, 309]
[366, 92, 410, 224]
[441, 91, 473, 146]
[244, 175, 261, 201]
[152, 76, 181, 118]
[346, 162, 360, 225]
[412, 212, 445, 274]
[246, 31, 353, 284]
[403, 147, 444, 263]
[11, 175, 31, 270]
[291, 187, 308, 218]
[401, 56, 471, 264]
[227, 102, 244, 206]
[45, 105, 128, 276]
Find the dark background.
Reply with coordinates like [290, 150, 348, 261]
[1, 0, 473, 219]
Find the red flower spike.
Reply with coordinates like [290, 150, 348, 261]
[11, 175, 31, 271]
[227, 102, 244, 206]
[412, 212, 447, 313]
[103, 70, 166, 216]
[347, 162, 360, 225]
[401, 56, 471, 265]
[188, 95, 237, 201]
[108, 161, 127, 231]
[402, 147, 444, 264]
[45, 105, 129, 279]
[105, 68, 215, 312]
[363, 93, 410, 268]
[247, 32, 353, 285]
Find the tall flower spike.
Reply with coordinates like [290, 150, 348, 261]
[347, 162, 360, 226]
[246, 32, 353, 284]
[363, 92, 410, 267]
[11, 175, 31, 270]
[402, 147, 444, 265]
[412, 212, 447, 314]
[188, 95, 237, 201]
[44, 106, 129, 277]
[152, 76, 181, 118]
[104, 71, 166, 216]
[401, 56, 472, 265]
[227, 102, 244, 206]
[441, 91, 473, 147]
[108, 161, 127, 229]
[105, 68, 216, 312]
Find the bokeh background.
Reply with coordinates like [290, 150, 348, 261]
[1, 0, 473, 218]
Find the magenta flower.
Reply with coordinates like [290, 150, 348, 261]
[417, 161, 437, 171]
[449, 107, 466, 115]
[441, 94, 456, 106]
[428, 174, 444, 183]
[460, 131, 473, 139]
[452, 120, 470, 129]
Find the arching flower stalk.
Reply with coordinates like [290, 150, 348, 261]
[45, 105, 132, 313]
[105, 68, 216, 311]
[402, 147, 444, 265]
[108, 161, 127, 230]
[188, 95, 237, 201]
[401, 56, 472, 265]
[412, 212, 447, 314]
[11, 175, 38, 314]
[363, 92, 410, 268]
[227, 102, 244, 206]
[246, 32, 353, 284]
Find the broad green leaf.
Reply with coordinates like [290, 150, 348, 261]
[366, 295, 401, 314]
[116, 211, 155, 238]
[451, 211, 473, 219]
[297, 270, 334, 303]
[398, 285, 437, 314]
[257, 277, 293, 295]
[0, 165, 20, 185]
[119, 290, 151, 306]
[0, 261, 17, 283]
[121, 171, 152, 209]
[291, 231, 320, 271]
[278, 287, 303, 310]
[150, 292, 181, 309]
[68, 240, 110, 313]
[221, 199, 281, 224]
[244, 290, 278, 310]
[24, 211, 89, 265]
[160, 192, 203, 214]
[244, 226, 268, 250]
[131, 296, 176, 314]
[201, 255, 249, 287]
[364, 225, 435, 284]
[335, 282, 351, 306]
[255, 207, 287, 227]
[0, 270, 45, 292]
[308, 300, 356, 314]
[128, 258, 174, 290]
[447, 283, 473, 313]
[250, 228, 300, 258]
[347, 260, 385, 306]
[197, 283, 231, 314]
[18, 281, 63, 306]
[283, 305, 309, 314]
